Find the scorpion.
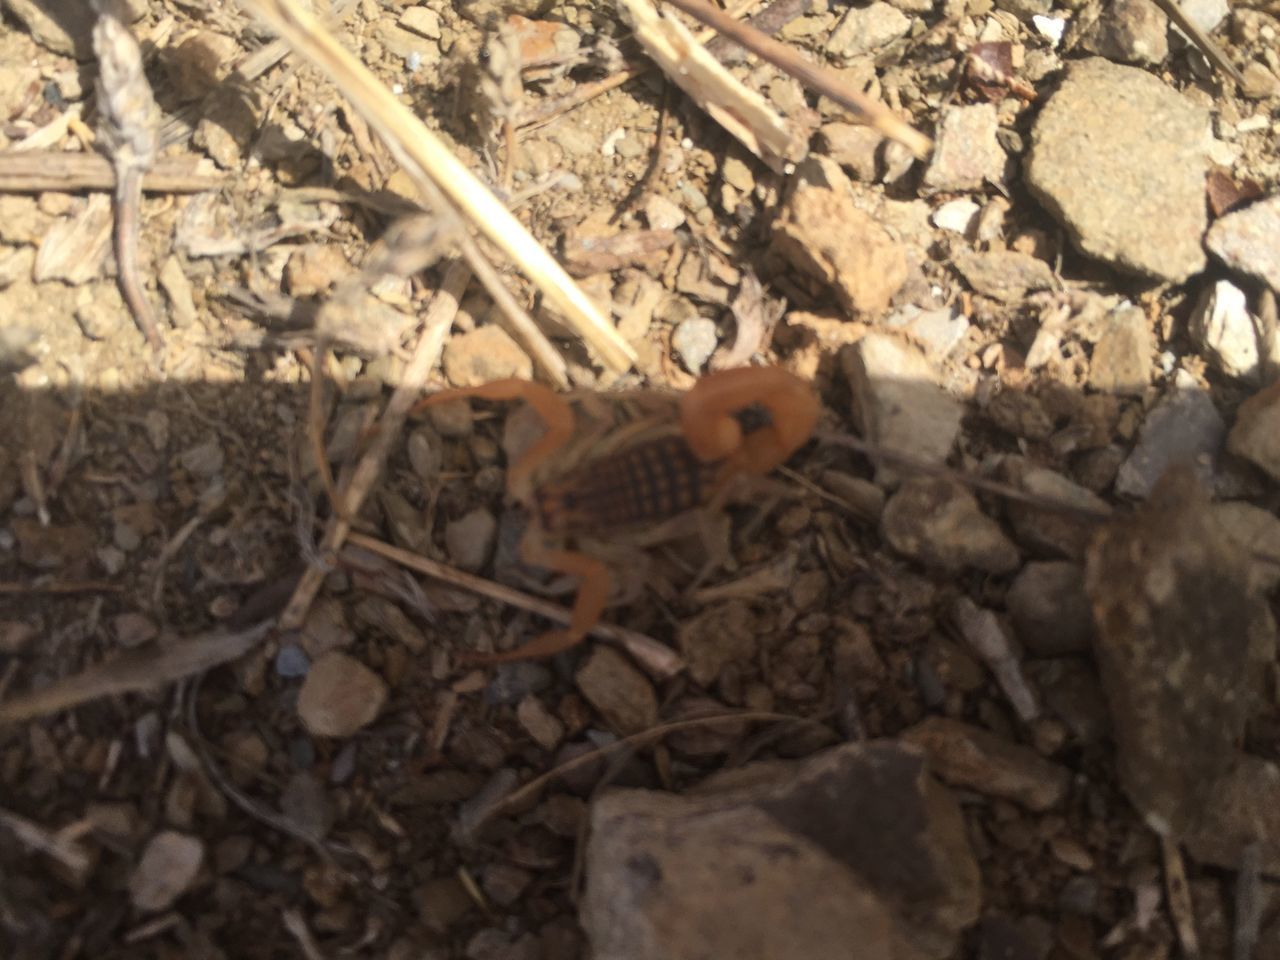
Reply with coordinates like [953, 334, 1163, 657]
[414, 366, 820, 663]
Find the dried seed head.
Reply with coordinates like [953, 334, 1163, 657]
[92, 1, 159, 174]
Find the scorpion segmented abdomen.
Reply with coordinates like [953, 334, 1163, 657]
[535, 435, 724, 536]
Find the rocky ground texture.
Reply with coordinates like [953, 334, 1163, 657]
[1, 0, 1279, 958]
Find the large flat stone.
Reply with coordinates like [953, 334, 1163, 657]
[1026, 58, 1210, 282]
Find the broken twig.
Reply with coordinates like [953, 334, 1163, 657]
[92, 1, 163, 350]
[341, 533, 685, 680]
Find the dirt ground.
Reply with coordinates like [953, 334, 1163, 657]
[1, 0, 1280, 957]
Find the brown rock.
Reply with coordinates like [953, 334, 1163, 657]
[1085, 468, 1276, 840]
[1183, 755, 1280, 872]
[575, 647, 658, 735]
[677, 601, 758, 686]
[583, 741, 980, 960]
[1228, 379, 1280, 482]
[901, 717, 1071, 811]
[442, 326, 533, 387]
[1006, 562, 1094, 656]
[772, 157, 907, 319]
[1088, 305, 1153, 396]
[881, 477, 1020, 574]
[1001, 461, 1110, 560]
[12, 519, 96, 570]
[297, 652, 388, 738]
[953, 250, 1055, 303]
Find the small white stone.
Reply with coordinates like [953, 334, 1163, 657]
[644, 194, 685, 231]
[1032, 15, 1066, 45]
[672, 317, 718, 373]
[601, 127, 626, 157]
[1190, 279, 1259, 381]
[931, 198, 981, 235]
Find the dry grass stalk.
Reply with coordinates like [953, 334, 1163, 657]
[0, 621, 273, 726]
[0, 152, 222, 194]
[461, 710, 824, 834]
[658, 0, 933, 159]
[238, 0, 636, 374]
[618, 0, 811, 173]
[277, 261, 474, 629]
[0, 806, 94, 883]
[1149, 0, 1247, 86]
[341, 533, 686, 680]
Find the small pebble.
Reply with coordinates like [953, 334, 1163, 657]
[275, 643, 311, 679]
[297, 652, 388, 738]
[672, 317, 718, 373]
[129, 831, 205, 912]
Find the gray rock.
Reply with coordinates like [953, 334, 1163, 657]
[922, 105, 1008, 193]
[828, 2, 912, 59]
[1026, 58, 1209, 282]
[1206, 195, 1280, 294]
[842, 334, 964, 485]
[1088, 305, 1153, 396]
[446, 508, 497, 572]
[882, 478, 1021, 574]
[884, 305, 970, 361]
[1080, 0, 1169, 65]
[583, 741, 980, 960]
[1006, 561, 1095, 656]
[1085, 468, 1276, 840]
[1115, 380, 1225, 498]
[953, 250, 1055, 302]
[1190, 279, 1260, 380]
[1227, 380, 1280, 482]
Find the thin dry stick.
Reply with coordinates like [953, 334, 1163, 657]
[660, 0, 932, 158]
[1150, 0, 1247, 86]
[0, 621, 273, 726]
[341, 533, 685, 679]
[0, 580, 123, 594]
[0, 806, 94, 880]
[239, 0, 635, 373]
[277, 262, 472, 630]
[465, 710, 825, 831]
[517, 0, 769, 133]
[92, 2, 163, 350]
[0, 153, 222, 194]
[1161, 837, 1201, 959]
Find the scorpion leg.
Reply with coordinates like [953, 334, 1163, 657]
[413, 379, 575, 492]
[462, 534, 611, 663]
[679, 366, 820, 475]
